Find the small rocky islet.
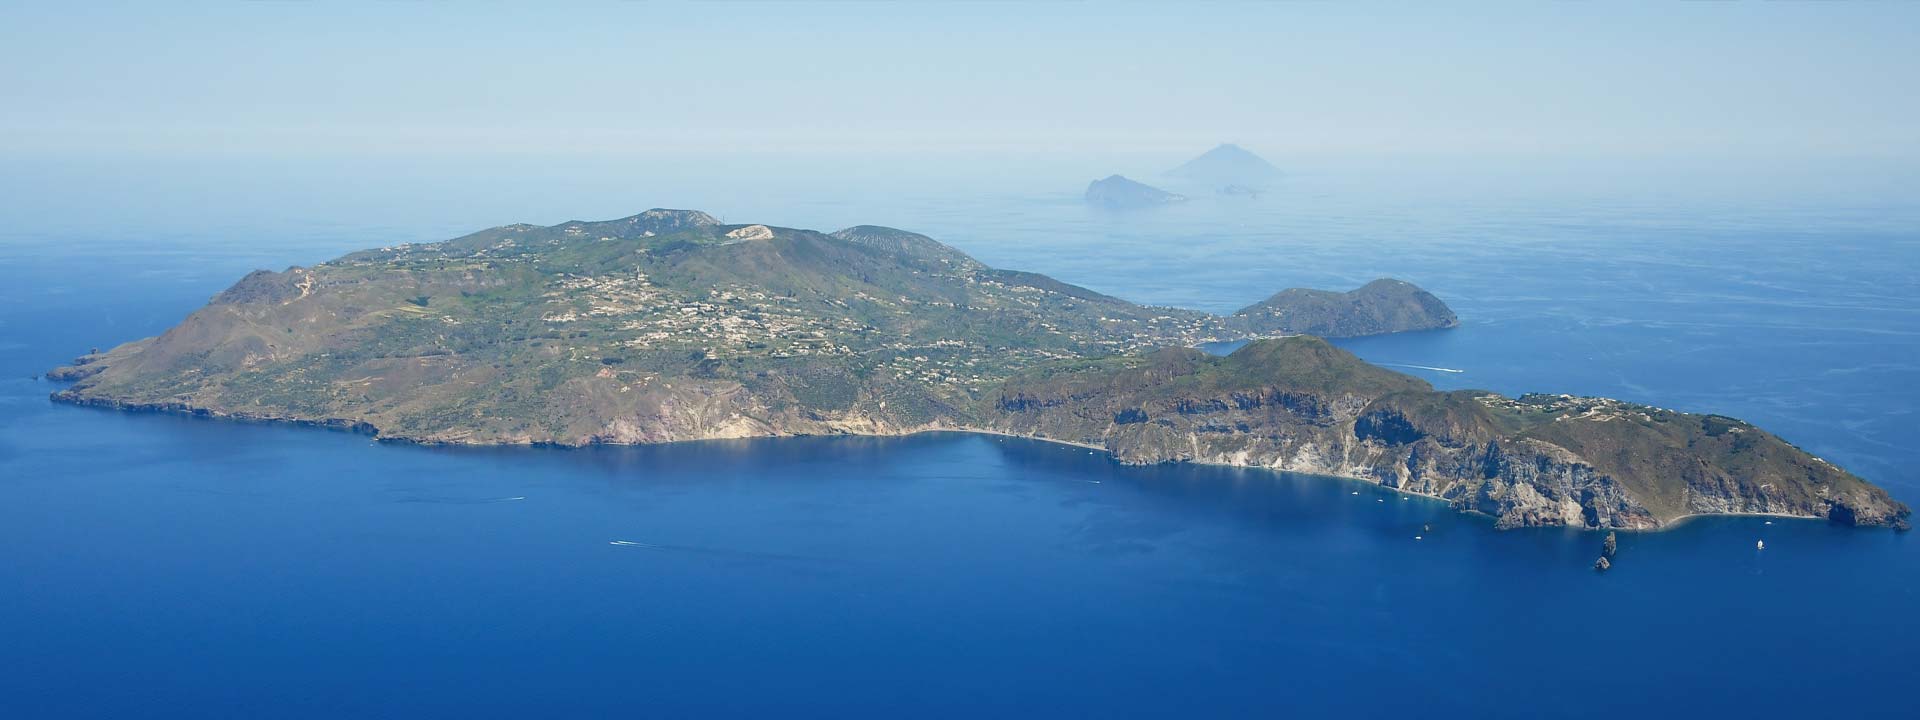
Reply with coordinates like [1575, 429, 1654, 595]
[1596, 531, 1619, 571]
[48, 209, 1908, 532]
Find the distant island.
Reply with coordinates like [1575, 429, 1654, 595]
[1235, 279, 1457, 338]
[48, 209, 1908, 531]
[1085, 175, 1186, 209]
[1166, 143, 1283, 189]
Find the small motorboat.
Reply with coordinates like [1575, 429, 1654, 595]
[1756, 540, 1765, 550]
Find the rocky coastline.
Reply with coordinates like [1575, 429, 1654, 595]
[44, 209, 1907, 532]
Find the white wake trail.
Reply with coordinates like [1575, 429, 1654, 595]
[1375, 363, 1465, 374]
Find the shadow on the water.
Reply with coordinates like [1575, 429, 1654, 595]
[413, 431, 970, 483]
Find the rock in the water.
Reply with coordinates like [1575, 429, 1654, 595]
[1602, 531, 1618, 558]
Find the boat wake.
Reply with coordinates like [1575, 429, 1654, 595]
[399, 495, 528, 504]
[1375, 362, 1466, 374]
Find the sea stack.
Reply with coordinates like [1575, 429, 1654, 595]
[1596, 531, 1619, 570]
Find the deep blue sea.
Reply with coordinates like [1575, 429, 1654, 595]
[1, 155, 1915, 717]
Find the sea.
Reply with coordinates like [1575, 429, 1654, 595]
[1, 151, 1915, 717]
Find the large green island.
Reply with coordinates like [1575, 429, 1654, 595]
[49, 209, 1908, 531]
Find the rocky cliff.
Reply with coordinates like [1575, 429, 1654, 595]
[982, 337, 1909, 530]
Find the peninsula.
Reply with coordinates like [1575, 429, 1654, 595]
[48, 209, 1907, 531]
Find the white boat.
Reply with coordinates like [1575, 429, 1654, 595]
[1756, 540, 1765, 550]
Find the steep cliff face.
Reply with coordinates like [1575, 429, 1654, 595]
[983, 337, 1909, 530]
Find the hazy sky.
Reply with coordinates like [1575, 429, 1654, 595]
[2, 2, 1917, 160]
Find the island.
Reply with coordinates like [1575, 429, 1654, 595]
[1084, 175, 1185, 209]
[1166, 143, 1284, 189]
[1235, 279, 1458, 338]
[47, 209, 1908, 531]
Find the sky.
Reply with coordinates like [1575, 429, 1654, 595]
[3, 1, 1917, 161]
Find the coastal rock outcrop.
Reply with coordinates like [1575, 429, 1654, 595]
[980, 337, 1909, 530]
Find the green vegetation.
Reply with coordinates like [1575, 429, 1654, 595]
[1233, 278, 1459, 338]
[985, 336, 1909, 530]
[48, 208, 1903, 530]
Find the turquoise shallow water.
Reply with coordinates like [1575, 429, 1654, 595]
[1, 162, 1915, 717]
